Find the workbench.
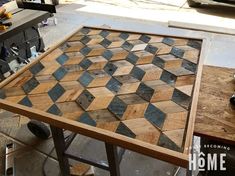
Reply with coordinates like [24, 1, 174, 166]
[194, 65, 235, 175]
[0, 8, 51, 41]
[0, 26, 206, 175]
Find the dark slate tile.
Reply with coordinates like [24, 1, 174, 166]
[116, 122, 136, 138]
[119, 33, 129, 40]
[187, 40, 202, 50]
[126, 52, 138, 65]
[130, 66, 145, 81]
[102, 50, 113, 60]
[0, 90, 6, 99]
[145, 44, 158, 54]
[170, 47, 184, 58]
[53, 67, 68, 81]
[78, 71, 94, 87]
[158, 133, 182, 152]
[48, 83, 65, 102]
[80, 28, 90, 34]
[100, 30, 110, 38]
[160, 70, 176, 85]
[182, 59, 197, 73]
[78, 112, 96, 127]
[80, 46, 91, 56]
[108, 97, 127, 119]
[100, 38, 112, 48]
[104, 63, 117, 76]
[136, 83, 154, 101]
[172, 89, 192, 110]
[152, 56, 165, 69]
[56, 54, 69, 65]
[76, 90, 94, 110]
[144, 104, 166, 129]
[29, 62, 44, 75]
[18, 96, 32, 107]
[60, 43, 69, 51]
[162, 38, 174, 46]
[80, 35, 91, 44]
[22, 77, 40, 94]
[47, 104, 62, 116]
[121, 41, 134, 51]
[139, 35, 151, 43]
[79, 58, 92, 70]
[106, 78, 121, 93]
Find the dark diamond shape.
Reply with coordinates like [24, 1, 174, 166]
[152, 56, 165, 69]
[0, 90, 6, 99]
[106, 78, 121, 93]
[145, 44, 158, 54]
[144, 104, 166, 129]
[116, 122, 136, 138]
[100, 38, 112, 48]
[56, 54, 69, 65]
[136, 83, 154, 101]
[119, 33, 129, 40]
[104, 63, 117, 76]
[80, 28, 90, 34]
[182, 59, 197, 73]
[170, 47, 184, 58]
[140, 35, 151, 43]
[126, 53, 138, 65]
[48, 83, 65, 102]
[160, 70, 176, 85]
[22, 77, 39, 94]
[47, 104, 62, 115]
[122, 41, 133, 51]
[18, 96, 32, 107]
[158, 133, 182, 152]
[131, 67, 145, 81]
[60, 43, 69, 51]
[78, 112, 96, 126]
[29, 62, 44, 75]
[172, 89, 191, 110]
[100, 30, 110, 38]
[187, 40, 201, 50]
[80, 36, 91, 44]
[53, 67, 68, 81]
[102, 50, 113, 60]
[80, 46, 92, 56]
[108, 97, 127, 119]
[78, 71, 94, 87]
[162, 38, 174, 46]
[76, 90, 94, 110]
[79, 59, 92, 70]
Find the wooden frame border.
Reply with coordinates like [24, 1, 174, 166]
[0, 26, 208, 168]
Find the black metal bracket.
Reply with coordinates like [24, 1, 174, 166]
[16, 0, 56, 13]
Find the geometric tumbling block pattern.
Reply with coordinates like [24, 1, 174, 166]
[0, 27, 202, 154]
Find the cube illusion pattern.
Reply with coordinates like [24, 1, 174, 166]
[0, 27, 202, 153]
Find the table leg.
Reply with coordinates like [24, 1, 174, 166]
[50, 125, 70, 176]
[105, 143, 121, 176]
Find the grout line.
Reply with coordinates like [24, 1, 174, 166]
[0, 131, 57, 162]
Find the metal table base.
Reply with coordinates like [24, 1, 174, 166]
[50, 125, 123, 176]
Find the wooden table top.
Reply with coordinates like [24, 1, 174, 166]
[0, 26, 204, 167]
[195, 65, 235, 145]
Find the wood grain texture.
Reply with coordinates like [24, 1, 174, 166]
[0, 26, 204, 167]
[194, 65, 235, 145]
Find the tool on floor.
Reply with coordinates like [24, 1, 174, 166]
[5, 143, 15, 176]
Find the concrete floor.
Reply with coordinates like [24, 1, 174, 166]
[0, 0, 235, 175]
